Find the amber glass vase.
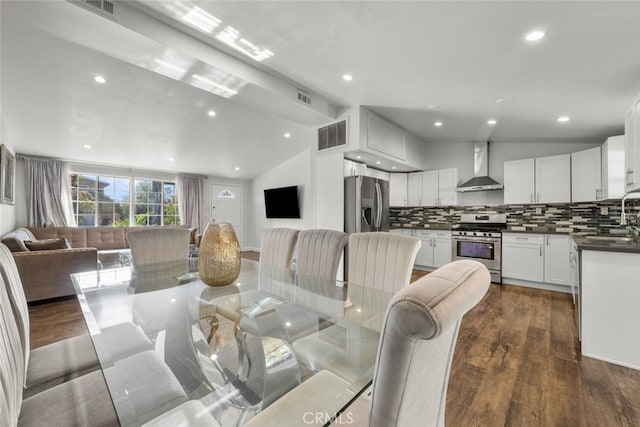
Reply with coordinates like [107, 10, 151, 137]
[198, 222, 241, 286]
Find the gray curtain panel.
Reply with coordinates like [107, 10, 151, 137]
[24, 157, 75, 227]
[177, 174, 204, 232]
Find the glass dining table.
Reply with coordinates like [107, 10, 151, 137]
[71, 259, 393, 426]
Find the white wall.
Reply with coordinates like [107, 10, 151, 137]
[248, 148, 315, 250]
[423, 140, 602, 205]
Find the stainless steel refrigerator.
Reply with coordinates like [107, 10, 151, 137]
[345, 176, 390, 233]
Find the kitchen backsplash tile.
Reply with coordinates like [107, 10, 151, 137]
[389, 200, 640, 234]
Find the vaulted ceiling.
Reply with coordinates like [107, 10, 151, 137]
[2, 1, 640, 178]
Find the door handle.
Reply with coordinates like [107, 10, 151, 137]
[539, 246, 542, 256]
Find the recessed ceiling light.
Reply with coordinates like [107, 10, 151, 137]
[342, 74, 353, 81]
[234, 166, 240, 171]
[169, 158, 175, 162]
[93, 75, 106, 84]
[525, 30, 546, 42]
[375, 161, 381, 165]
[495, 98, 508, 104]
[207, 110, 216, 117]
[391, 166, 397, 170]
[356, 155, 362, 159]
[557, 116, 570, 122]
[434, 121, 443, 127]
[284, 132, 291, 138]
[427, 105, 440, 110]
[487, 119, 497, 125]
[83, 144, 92, 149]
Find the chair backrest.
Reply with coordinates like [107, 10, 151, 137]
[294, 229, 348, 279]
[126, 227, 191, 292]
[0, 243, 30, 374]
[259, 228, 300, 270]
[368, 260, 491, 427]
[347, 232, 421, 293]
[126, 227, 191, 267]
[0, 267, 26, 426]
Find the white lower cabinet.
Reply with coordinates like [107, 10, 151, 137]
[502, 233, 545, 282]
[544, 235, 571, 285]
[414, 230, 452, 269]
[502, 233, 571, 291]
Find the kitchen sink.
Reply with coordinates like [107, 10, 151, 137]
[583, 235, 636, 243]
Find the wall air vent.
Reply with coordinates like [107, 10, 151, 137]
[69, 0, 116, 17]
[297, 90, 312, 105]
[318, 119, 347, 151]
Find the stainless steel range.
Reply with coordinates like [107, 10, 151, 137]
[452, 214, 507, 283]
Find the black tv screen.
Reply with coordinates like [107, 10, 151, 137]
[264, 186, 300, 219]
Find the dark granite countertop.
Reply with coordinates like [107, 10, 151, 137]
[571, 236, 640, 254]
[390, 224, 453, 231]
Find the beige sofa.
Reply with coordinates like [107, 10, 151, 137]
[2, 226, 196, 303]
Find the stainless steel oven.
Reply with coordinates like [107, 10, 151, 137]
[452, 214, 506, 283]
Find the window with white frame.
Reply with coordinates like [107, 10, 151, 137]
[71, 174, 179, 226]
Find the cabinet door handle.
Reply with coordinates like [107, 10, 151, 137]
[530, 193, 533, 203]
[432, 238, 436, 247]
[539, 246, 542, 256]
[515, 237, 528, 241]
[536, 193, 540, 203]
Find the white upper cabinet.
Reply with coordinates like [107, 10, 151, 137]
[624, 91, 640, 192]
[437, 168, 458, 206]
[504, 158, 535, 204]
[389, 173, 408, 206]
[571, 146, 602, 202]
[625, 107, 636, 191]
[601, 135, 625, 200]
[504, 155, 570, 204]
[535, 154, 571, 203]
[343, 159, 368, 177]
[407, 172, 423, 206]
[367, 168, 390, 181]
[421, 170, 439, 206]
[365, 111, 406, 161]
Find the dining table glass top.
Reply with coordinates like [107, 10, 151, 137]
[71, 259, 393, 426]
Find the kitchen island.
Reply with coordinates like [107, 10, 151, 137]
[573, 235, 640, 370]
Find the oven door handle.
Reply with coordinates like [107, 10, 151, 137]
[452, 237, 500, 243]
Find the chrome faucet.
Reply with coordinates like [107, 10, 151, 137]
[620, 188, 640, 225]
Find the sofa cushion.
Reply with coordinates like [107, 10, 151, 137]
[86, 227, 127, 250]
[1, 228, 37, 252]
[28, 227, 88, 249]
[24, 238, 71, 251]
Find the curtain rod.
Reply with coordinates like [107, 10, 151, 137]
[16, 153, 205, 178]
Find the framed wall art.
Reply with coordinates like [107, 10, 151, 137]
[1, 144, 15, 204]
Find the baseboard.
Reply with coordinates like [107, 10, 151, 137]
[502, 278, 571, 294]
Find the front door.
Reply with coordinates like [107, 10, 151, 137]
[210, 183, 243, 247]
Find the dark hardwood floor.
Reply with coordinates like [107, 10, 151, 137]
[28, 255, 640, 426]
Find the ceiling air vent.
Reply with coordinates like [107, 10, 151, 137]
[69, 0, 115, 17]
[318, 120, 347, 151]
[297, 90, 312, 105]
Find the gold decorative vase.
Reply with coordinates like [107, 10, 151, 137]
[198, 222, 241, 286]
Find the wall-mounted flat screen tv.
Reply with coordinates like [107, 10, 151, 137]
[264, 185, 300, 219]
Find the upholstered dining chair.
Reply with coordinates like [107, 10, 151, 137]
[0, 243, 153, 398]
[126, 227, 191, 292]
[294, 229, 348, 279]
[259, 227, 300, 270]
[245, 260, 492, 427]
[292, 232, 421, 382]
[0, 268, 189, 426]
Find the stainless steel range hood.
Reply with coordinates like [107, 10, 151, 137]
[456, 141, 504, 192]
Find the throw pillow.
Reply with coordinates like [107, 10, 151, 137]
[24, 238, 72, 251]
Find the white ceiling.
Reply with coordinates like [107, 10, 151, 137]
[2, 1, 640, 178]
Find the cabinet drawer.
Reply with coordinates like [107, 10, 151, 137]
[414, 230, 451, 239]
[502, 233, 544, 244]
